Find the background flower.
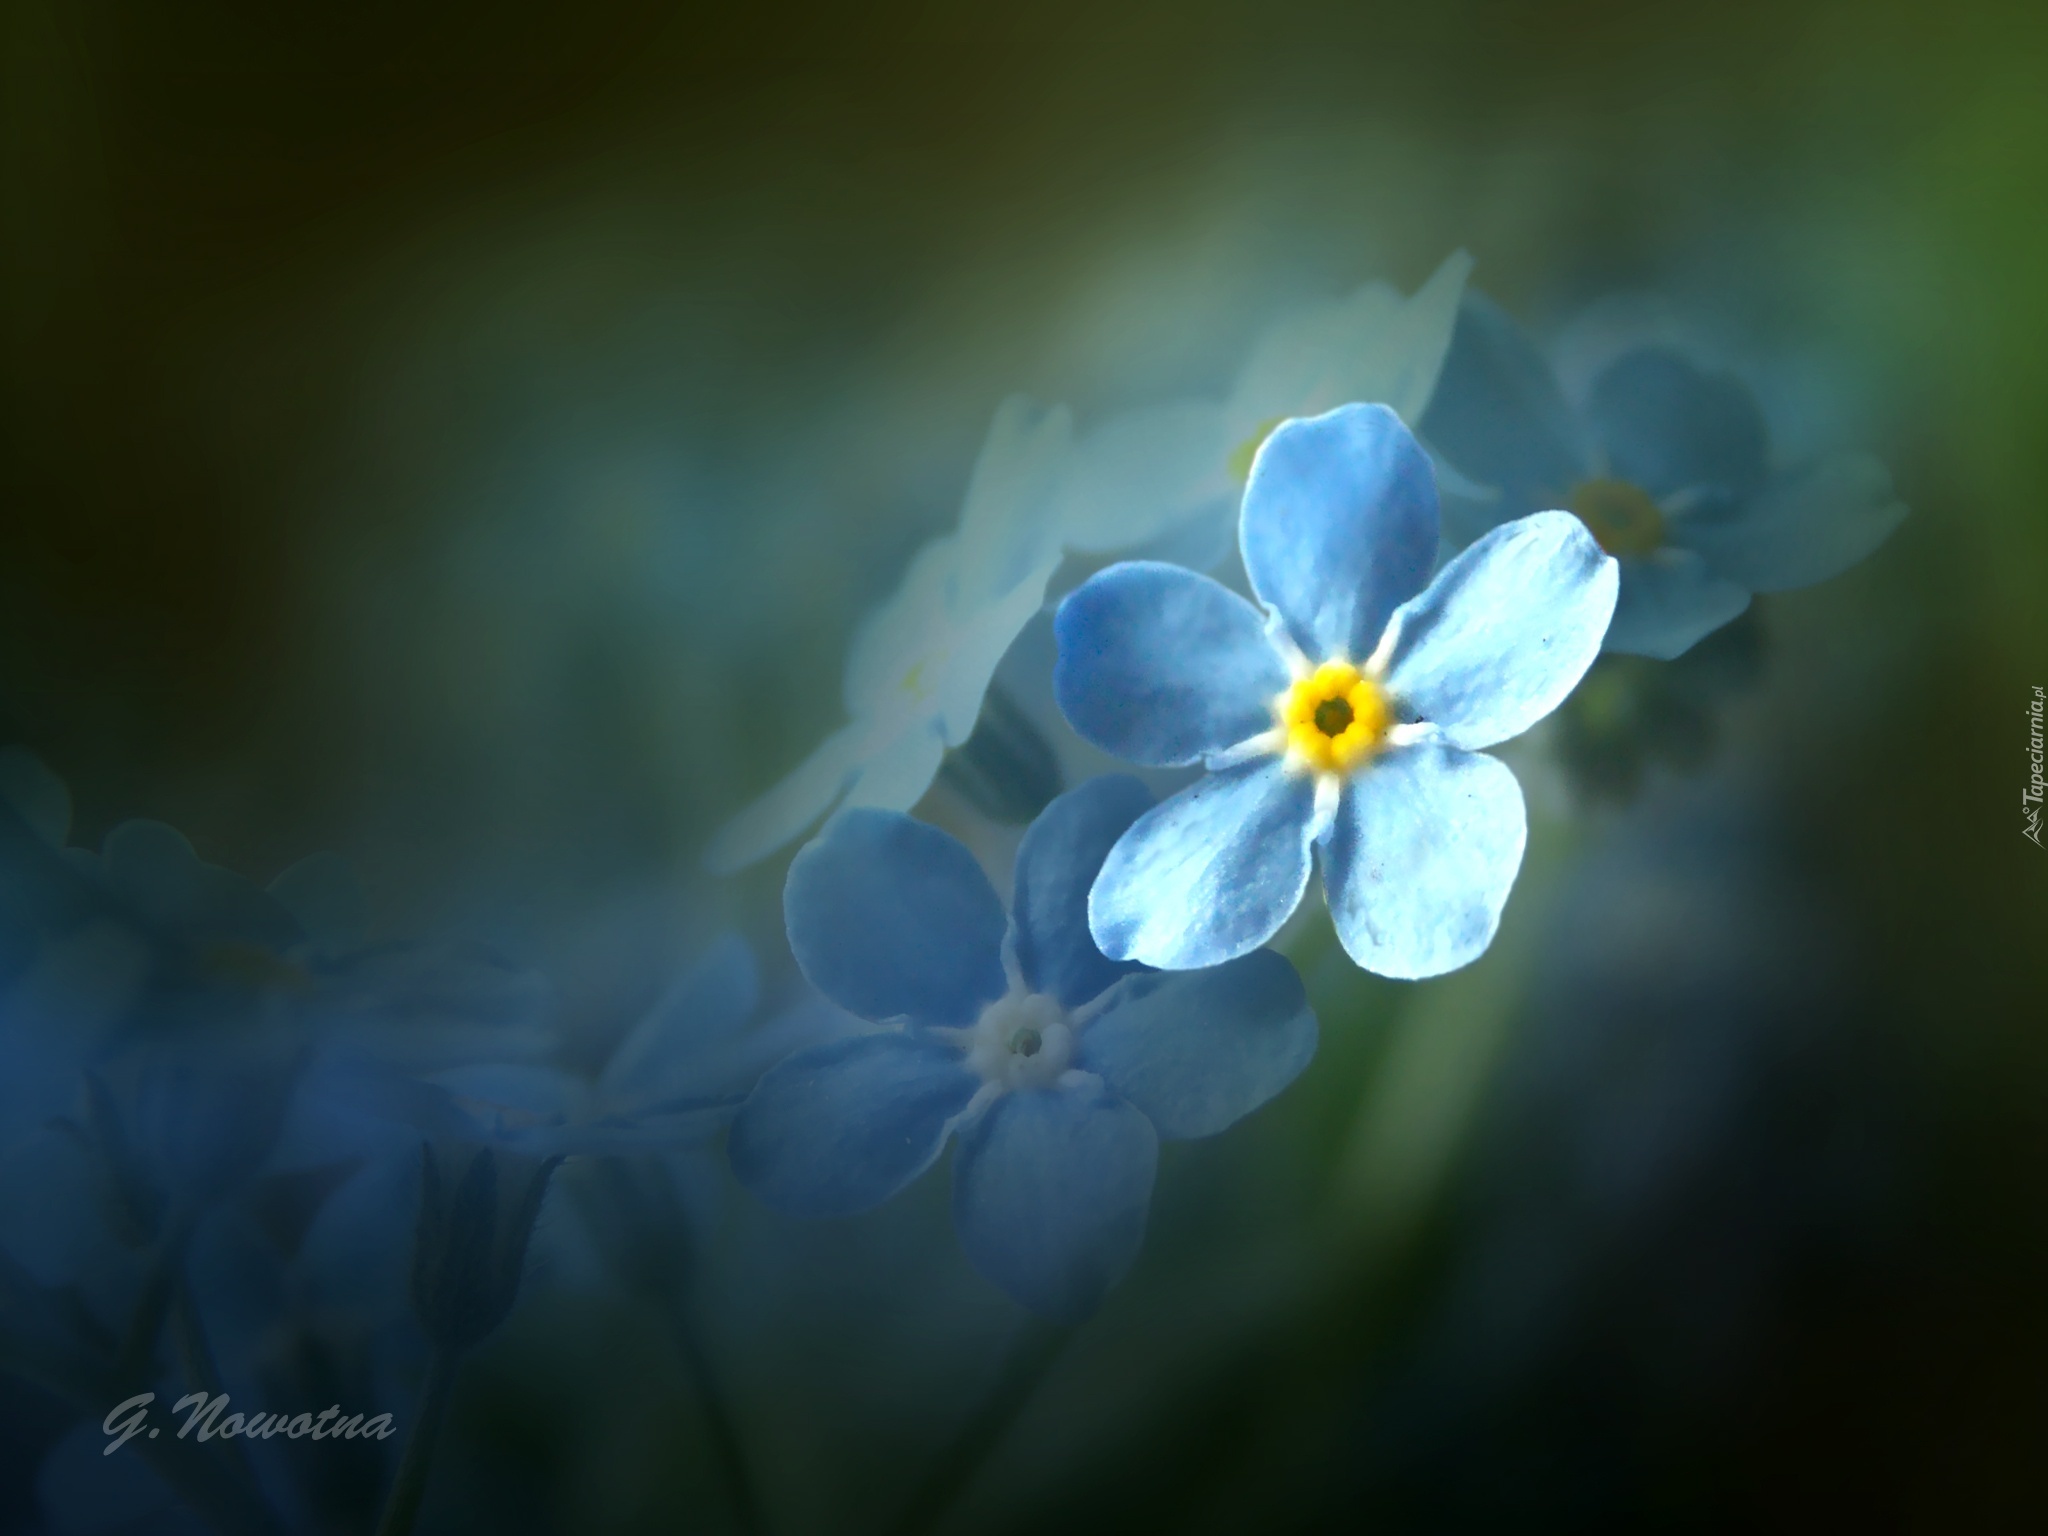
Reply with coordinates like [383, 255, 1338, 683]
[1421, 292, 1906, 658]
[702, 397, 1075, 873]
[1051, 250, 1472, 568]
[729, 778, 1316, 1319]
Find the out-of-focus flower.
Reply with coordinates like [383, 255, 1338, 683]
[703, 397, 1074, 873]
[408, 1143, 561, 1353]
[1554, 605, 1768, 803]
[402, 931, 833, 1157]
[1420, 293, 1907, 658]
[1055, 405, 1616, 978]
[1051, 251, 1472, 564]
[728, 777, 1316, 1321]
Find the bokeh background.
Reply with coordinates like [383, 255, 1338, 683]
[3, 1, 2045, 1531]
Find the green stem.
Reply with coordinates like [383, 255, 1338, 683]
[887, 1317, 1073, 1536]
[662, 1293, 766, 1536]
[372, 1346, 463, 1536]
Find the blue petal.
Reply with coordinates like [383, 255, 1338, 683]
[1078, 949, 1316, 1140]
[1384, 511, 1618, 750]
[1240, 404, 1440, 663]
[1418, 292, 1587, 499]
[1053, 562, 1286, 767]
[1011, 776, 1154, 1009]
[728, 1031, 978, 1217]
[1604, 550, 1751, 659]
[950, 1084, 1157, 1321]
[1677, 452, 1907, 593]
[784, 809, 1009, 1027]
[1585, 347, 1768, 499]
[1322, 745, 1527, 980]
[1088, 758, 1316, 970]
[601, 931, 760, 1103]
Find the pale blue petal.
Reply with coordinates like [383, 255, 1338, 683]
[600, 931, 760, 1101]
[1323, 745, 1527, 980]
[784, 809, 1008, 1027]
[951, 1084, 1157, 1321]
[1384, 510, 1618, 750]
[1585, 347, 1767, 499]
[1088, 758, 1316, 970]
[702, 721, 865, 875]
[1055, 400, 1231, 554]
[728, 1031, 978, 1217]
[1240, 404, 1440, 662]
[1419, 292, 1587, 498]
[840, 720, 948, 812]
[1054, 561, 1286, 767]
[1678, 452, 1907, 593]
[841, 536, 957, 719]
[1604, 550, 1752, 659]
[954, 395, 1073, 600]
[1078, 950, 1316, 1139]
[1011, 776, 1153, 1008]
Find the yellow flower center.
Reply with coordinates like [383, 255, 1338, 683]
[1568, 477, 1664, 558]
[1279, 662, 1392, 776]
[1225, 416, 1287, 483]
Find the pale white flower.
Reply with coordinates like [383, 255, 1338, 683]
[703, 396, 1073, 873]
[1052, 250, 1473, 563]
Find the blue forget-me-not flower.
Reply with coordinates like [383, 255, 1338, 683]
[728, 776, 1317, 1321]
[1054, 403, 1618, 979]
[1421, 292, 1907, 658]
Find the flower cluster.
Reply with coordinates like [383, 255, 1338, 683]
[1421, 292, 1907, 658]
[0, 249, 1912, 1533]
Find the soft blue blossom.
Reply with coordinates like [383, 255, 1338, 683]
[1421, 292, 1907, 658]
[399, 931, 832, 1158]
[1054, 404, 1617, 979]
[727, 777, 1316, 1320]
[703, 397, 1075, 873]
[1051, 252, 1472, 565]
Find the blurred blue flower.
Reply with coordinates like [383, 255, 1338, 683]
[397, 930, 837, 1159]
[1055, 404, 1616, 978]
[1420, 292, 1908, 658]
[728, 777, 1316, 1321]
[704, 397, 1075, 873]
[1051, 252, 1472, 566]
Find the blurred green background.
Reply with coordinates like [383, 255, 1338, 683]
[4, 1, 2046, 1530]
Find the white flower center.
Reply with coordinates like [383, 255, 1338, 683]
[962, 989, 1074, 1092]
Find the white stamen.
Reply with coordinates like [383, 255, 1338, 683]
[1263, 613, 1314, 680]
[998, 923, 1025, 993]
[1207, 729, 1285, 772]
[1363, 610, 1405, 679]
[1308, 774, 1342, 841]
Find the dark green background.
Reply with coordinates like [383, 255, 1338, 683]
[4, 2, 2045, 1529]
